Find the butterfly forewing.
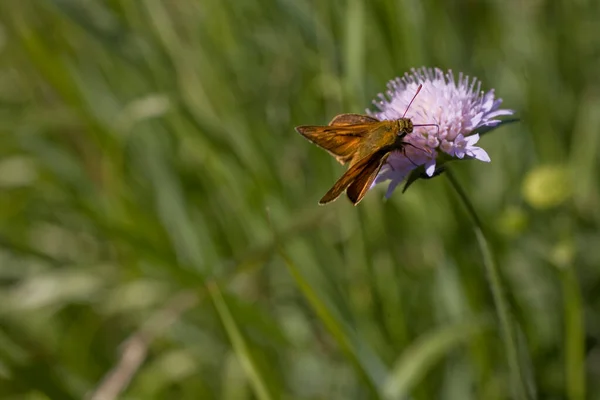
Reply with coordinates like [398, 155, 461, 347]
[319, 150, 388, 205]
[295, 122, 379, 165]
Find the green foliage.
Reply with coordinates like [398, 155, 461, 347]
[0, 0, 598, 399]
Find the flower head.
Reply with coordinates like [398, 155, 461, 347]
[368, 67, 514, 198]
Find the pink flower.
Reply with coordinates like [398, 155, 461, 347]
[368, 67, 514, 198]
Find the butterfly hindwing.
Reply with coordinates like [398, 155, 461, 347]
[319, 150, 388, 204]
[346, 153, 389, 205]
[329, 113, 379, 126]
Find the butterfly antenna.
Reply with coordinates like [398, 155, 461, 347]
[402, 84, 440, 135]
[402, 84, 423, 118]
[413, 123, 440, 135]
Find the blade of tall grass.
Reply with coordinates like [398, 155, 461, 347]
[383, 317, 492, 400]
[0, 325, 78, 400]
[560, 266, 585, 400]
[446, 169, 531, 400]
[207, 281, 275, 400]
[343, 0, 366, 109]
[47, 0, 143, 65]
[278, 248, 386, 399]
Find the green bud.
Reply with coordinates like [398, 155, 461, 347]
[550, 240, 575, 269]
[522, 165, 572, 209]
[497, 206, 528, 237]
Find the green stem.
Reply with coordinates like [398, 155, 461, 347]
[446, 169, 528, 400]
[561, 266, 585, 400]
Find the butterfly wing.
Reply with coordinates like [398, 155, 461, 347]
[296, 115, 381, 165]
[319, 150, 388, 205]
[329, 113, 379, 126]
[346, 153, 389, 205]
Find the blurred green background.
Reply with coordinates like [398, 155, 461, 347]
[1, 0, 599, 399]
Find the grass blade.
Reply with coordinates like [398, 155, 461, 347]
[383, 317, 492, 400]
[447, 169, 532, 400]
[207, 281, 274, 400]
[278, 249, 385, 399]
[561, 267, 585, 400]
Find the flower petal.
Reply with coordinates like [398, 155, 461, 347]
[425, 159, 437, 176]
[465, 133, 480, 146]
[471, 112, 483, 127]
[468, 147, 491, 162]
[385, 179, 402, 198]
[485, 109, 514, 119]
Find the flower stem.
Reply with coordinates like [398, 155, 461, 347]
[446, 169, 528, 400]
[561, 266, 585, 400]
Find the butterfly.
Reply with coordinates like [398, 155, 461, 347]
[296, 84, 435, 205]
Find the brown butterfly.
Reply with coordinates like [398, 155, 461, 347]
[296, 84, 435, 205]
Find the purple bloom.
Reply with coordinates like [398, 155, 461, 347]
[367, 67, 514, 197]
